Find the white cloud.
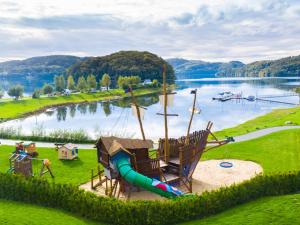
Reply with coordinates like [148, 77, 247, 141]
[0, 0, 300, 63]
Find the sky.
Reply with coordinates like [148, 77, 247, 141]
[0, 0, 300, 63]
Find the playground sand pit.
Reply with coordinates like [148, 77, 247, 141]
[191, 159, 263, 193]
[80, 159, 262, 200]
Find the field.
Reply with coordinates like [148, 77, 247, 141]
[0, 128, 299, 224]
[204, 129, 300, 174]
[0, 200, 100, 225]
[0, 88, 160, 121]
[182, 193, 300, 225]
[215, 106, 300, 138]
[0, 145, 97, 185]
[1, 193, 300, 225]
[0, 128, 299, 186]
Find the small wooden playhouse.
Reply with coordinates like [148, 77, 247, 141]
[57, 143, 79, 160]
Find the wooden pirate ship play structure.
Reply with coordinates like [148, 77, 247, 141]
[93, 65, 233, 199]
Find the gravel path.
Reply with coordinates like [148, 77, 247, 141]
[233, 126, 300, 143]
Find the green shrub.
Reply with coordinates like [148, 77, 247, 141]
[0, 172, 300, 225]
[0, 126, 94, 144]
[32, 89, 41, 99]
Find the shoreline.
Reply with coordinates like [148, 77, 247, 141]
[0, 88, 162, 123]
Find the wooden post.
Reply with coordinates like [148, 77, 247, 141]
[109, 178, 113, 197]
[186, 89, 197, 144]
[163, 64, 169, 162]
[98, 165, 102, 182]
[105, 177, 108, 195]
[91, 169, 94, 189]
[129, 87, 146, 140]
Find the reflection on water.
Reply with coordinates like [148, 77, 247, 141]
[1, 77, 300, 140]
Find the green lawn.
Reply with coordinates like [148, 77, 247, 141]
[0, 129, 298, 187]
[203, 129, 300, 174]
[181, 193, 300, 225]
[0, 129, 300, 224]
[0, 200, 101, 225]
[214, 106, 300, 138]
[0, 145, 98, 185]
[0, 88, 160, 121]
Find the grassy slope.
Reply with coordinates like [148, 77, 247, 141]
[0, 129, 299, 224]
[0, 88, 160, 120]
[203, 129, 300, 174]
[214, 106, 300, 138]
[0, 145, 98, 185]
[0, 129, 298, 186]
[181, 193, 300, 225]
[0, 200, 101, 225]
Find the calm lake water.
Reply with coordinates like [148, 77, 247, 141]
[1, 77, 300, 140]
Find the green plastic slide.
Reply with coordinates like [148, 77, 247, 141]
[114, 153, 183, 199]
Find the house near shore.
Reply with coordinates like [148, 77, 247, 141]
[57, 143, 78, 160]
[143, 79, 152, 85]
[63, 89, 71, 96]
[100, 86, 110, 91]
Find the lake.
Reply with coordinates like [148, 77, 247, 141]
[1, 77, 299, 141]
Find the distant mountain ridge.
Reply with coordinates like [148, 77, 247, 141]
[1, 54, 299, 92]
[0, 55, 83, 92]
[166, 58, 244, 79]
[0, 55, 82, 74]
[0, 52, 174, 91]
[168, 55, 300, 79]
[217, 55, 300, 77]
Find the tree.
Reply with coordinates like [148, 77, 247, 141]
[67, 75, 76, 90]
[54, 75, 66, 92]
[32, 89, 41, 99]
[43, 84, 54, 95]
[0, 88, 4, 99]
[296, 87, 300, 104]
[77, 76, 87, 92]
[8, 85, 24, 100]
[101, 73, 111, 90]
[87, 74, 97, 90]
[152, 79, 160, 88]
[117, 76, 127, 89]
[117, 75, 141, 90]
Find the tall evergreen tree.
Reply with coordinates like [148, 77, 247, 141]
[77, 76, 87, 92]
[101, 73, 111, 90]
[0, 87, 4, 99]
[87, 74, 97, 89]
[54, 75, 66, 92]
[67, 75, 76, 90]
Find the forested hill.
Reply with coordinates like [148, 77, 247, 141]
[216, 55, 300, 77]
[167, 58, 244, 79]
[0, 55, 82, 75]
[66, 51, 175, 84]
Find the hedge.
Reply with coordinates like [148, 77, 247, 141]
[0, 172, 300, 225]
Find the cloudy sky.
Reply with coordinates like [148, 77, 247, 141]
[0, 0, 300, 63]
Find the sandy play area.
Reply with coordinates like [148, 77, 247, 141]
[80, 159, 263, 200]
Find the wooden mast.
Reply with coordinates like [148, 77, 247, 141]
[186, 89, 197, 144]
[129, 87, 146, 141]
[162, 64, 169, 162]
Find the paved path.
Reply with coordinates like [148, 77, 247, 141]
[233, 126, 300, 143]
[0, 126, 300, 149]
